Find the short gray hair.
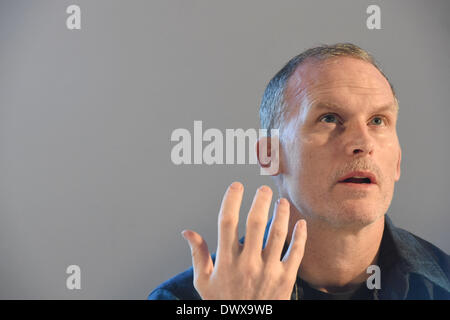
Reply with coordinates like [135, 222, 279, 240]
[259, 43, 397, 136]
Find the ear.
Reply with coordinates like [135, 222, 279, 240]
[256, 135, 281, 176]
[395, 146, 401, 182]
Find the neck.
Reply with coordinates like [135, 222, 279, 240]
[286, 208, 385, 294]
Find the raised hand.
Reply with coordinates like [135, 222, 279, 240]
[181, 182, 307, 300]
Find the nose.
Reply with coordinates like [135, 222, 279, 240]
[342, 121, 375, 157]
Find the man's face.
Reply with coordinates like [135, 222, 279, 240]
[279, 57, 401, 228]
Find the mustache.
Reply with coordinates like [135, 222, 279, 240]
[333, 159, 382, 183]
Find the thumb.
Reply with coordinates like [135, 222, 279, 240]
[181, 230, 213, 282]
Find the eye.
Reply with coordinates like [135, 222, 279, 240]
[370, 116, 385, 126]
[320, 113, 339, 124]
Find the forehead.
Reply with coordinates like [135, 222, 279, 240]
[284, 57, 396, 113]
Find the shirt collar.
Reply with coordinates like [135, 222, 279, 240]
[262, 214, 450, 297]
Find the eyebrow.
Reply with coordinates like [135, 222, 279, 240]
[311, 102, 398, 115]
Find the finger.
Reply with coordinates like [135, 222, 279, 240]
[242, 185, 272, 256]
[217, 182, 244, 260]
[263, 198, 289, 262]
[282, 219, 307, 275]
[182, 230, 213, 283]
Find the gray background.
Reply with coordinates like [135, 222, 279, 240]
[0, 0, 448, 299]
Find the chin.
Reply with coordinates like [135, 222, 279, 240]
[317, 203, 385, 229]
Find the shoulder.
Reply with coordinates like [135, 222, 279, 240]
[409, 232, 450, 273]
[393, 225, 449, 274]
[147, 267, 201, 300]
[148, 252, 219, 300]
[387, 219, 450, 296]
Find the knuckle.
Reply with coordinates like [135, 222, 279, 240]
[270, 227, 286, 241]
[292, 237, 306, 251]
[278, 269, 292, 282]
[261, 265, 275, 279]
[261, 263, 284, 283]
[191, 251, 203, 263]
[289, 244, 302, 257]
[219, 214, 236, 228]
[190, 244, 202, 258]
[215, 254, 232, 269]
[247, 212, 266, 227]
[240, 260, 260, 276]
[248, 218, 265, 230]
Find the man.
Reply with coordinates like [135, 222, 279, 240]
[149, 43, 450, 300]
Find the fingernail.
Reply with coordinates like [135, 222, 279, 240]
[229, 181, 243, 190]
[298, 219, 306, 229]
[259, 185, 271, 193]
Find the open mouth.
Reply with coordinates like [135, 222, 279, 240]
[340, 177, 372, 184]
[337, 171, 377, 186]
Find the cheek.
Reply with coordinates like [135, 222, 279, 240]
[380, 140, 400, 180]
[292, 137, 329, 187]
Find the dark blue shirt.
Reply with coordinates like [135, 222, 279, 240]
[148, 215, 450, 300]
